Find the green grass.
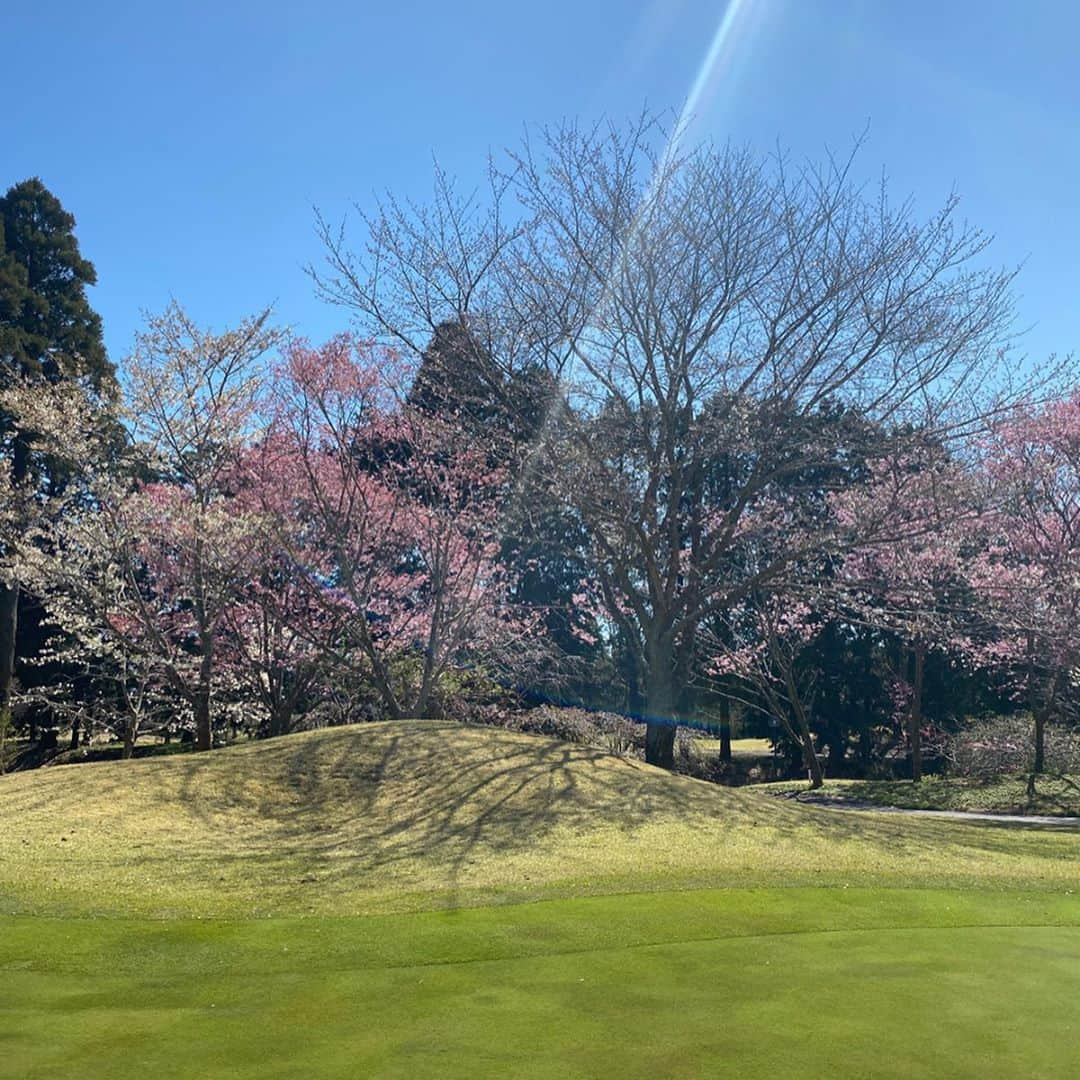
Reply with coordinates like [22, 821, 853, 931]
[767, 774, 1080, 817]
[692, 735, 773, 758]
[2, 720, 1079, 1077]
[3, 889, 1079, 1078]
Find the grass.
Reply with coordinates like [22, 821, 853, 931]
[3, 720, 1079, 918]
[4, 891, 1079, 1079]
[692, 735, 773, 758]
[0, 735, 31, 772]
[2, 720, 1079, 1077]
[767, 774, 1080, 818]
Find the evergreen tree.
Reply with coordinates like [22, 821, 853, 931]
[0, 219, 33, 363]
[409, 322, 603, 702]
[0, 178, 114, 731]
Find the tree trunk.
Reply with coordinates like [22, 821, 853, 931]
[644, 673, 678, 769]
[268, 699, 292, 739]
[776, 653, 823, 789]
[718, 697, 732, 763]
[1033, 709, 1046, 776]
[195, 645, 213, 751]
[69, 715, 81, 751]
[0, 439, 27, 733]
[908, 642, 925, 783]
[644, 722, 676, 769]
[0, 581, 18, 736]
[792, 706, 823, 789]
[194, 692, 212, 751]
[122, 720, 136, 759]
[413, 682, 433, 721]
[1026, 632, 1047, 777]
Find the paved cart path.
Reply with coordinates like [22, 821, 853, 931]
[784, 793, 1080, 829]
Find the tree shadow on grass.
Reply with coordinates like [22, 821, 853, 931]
[145, 721, 785, 902]
[5, 721, 1079, 913]
[166, 723, 1079, 893]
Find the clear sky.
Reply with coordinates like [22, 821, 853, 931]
[4, 0, 1077, 365]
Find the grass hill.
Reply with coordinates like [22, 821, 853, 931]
[2, 719, 1078, 919]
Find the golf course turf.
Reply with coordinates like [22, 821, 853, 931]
[2, 721, 1078, 1077]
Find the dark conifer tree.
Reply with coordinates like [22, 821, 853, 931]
[0, 178, 114, 729]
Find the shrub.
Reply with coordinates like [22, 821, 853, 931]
[946, 714, 1080, 777]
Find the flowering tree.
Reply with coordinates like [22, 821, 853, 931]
[708, 595, 826, 786]
[110, 304, 285, 749]
[316, 118, 1029, 766]
[0, 178, 115, 741]
[257, 338, 537, 720]
[0, 377, 114, 760]
[0, 379, 175, 756]
[25, 305, 284, 752]
[19, 627, 178, 757]
[831, 451, 975, 780]
[967, 391, 1080, 774]
[217, 531, 338, 739]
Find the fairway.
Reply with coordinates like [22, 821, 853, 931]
[2, 723, 1079, 1078]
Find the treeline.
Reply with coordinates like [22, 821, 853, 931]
[2, 118, 1077, 786]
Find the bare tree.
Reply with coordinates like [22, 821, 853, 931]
[313, 114, 1031, 767]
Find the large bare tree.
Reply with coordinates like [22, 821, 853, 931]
[314, 115, 1029, 766]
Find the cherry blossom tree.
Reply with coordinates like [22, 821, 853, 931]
[217, 523, 339, 739]
[0, 377, 115, 761]
[831, 451, 975, 780]
[966, 390, 1080, 775]
[19, 626, 177, 757]
[257, 337, 538, 721]
[708, 594, 827, 786]
[24, 305, 284, 753]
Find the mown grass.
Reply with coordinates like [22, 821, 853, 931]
[2, 889, 1079, 1078]
[2, 720, 1079, 918]
[768, 774, 1080, 817]
[2, 720, 1079, 1078]
[692, 735, 774, 758]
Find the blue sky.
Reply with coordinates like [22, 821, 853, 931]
[4, 1, 1077, 364]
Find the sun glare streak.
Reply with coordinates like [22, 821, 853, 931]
[577, 0, 762, 375]
[664, 0, 755, 164]
[505, 0, 763, 584]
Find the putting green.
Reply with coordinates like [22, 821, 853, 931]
[2, 888, 1079, 1078]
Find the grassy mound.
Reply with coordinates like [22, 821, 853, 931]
[2, 720, 1079, 918]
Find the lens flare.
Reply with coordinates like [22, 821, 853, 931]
[667, 0, 757, 160]
[507, 0, 765, 714]
[513, 0, 763, 461]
